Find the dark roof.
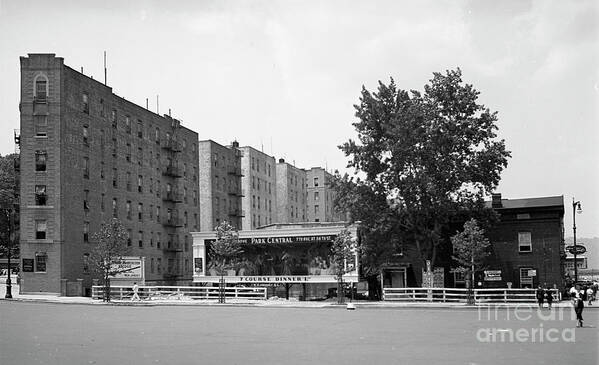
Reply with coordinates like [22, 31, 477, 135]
[485, 195, 563, 209]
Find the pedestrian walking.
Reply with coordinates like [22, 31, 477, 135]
[536, 286, 545, 309]
[545, 287, 553, 309]
[131, 282, 140, 301]
[587, 287, 594, 306]
[573, 292, 584, 328]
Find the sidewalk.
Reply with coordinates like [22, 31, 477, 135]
[2, 282, 595, 309]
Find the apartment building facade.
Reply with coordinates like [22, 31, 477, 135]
[19, 54, 199, 295]
[239, 146, 276, 230]
[275, 159, 308, 224]
[198, 140, 243, 231]
[306, 167, 346, 223]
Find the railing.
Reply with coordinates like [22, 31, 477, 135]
[163, 217, 183, 227]
[91, 285, 267, 300]
[161, 139, 182, 152]
[163, 165, 182, 177]
[383, 287, 561, 304]
[228, 208, 245, 217]
[162, 190, 183, 202]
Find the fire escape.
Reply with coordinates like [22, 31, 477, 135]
[227, 148, 244, 228]
[161, 119, 183, 281]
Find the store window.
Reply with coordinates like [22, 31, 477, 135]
[519, 267, 534, 288]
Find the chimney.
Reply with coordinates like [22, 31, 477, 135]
[278, 158, 285, 163]
[231, 140, 239, 148]
[491, 193, 502, 208]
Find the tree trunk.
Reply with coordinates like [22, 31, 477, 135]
[337, 276, 344, 304]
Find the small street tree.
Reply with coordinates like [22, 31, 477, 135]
[450, 218, 491, 304]
[209, 221, 243, 303]
[330, 229, 357, 304]
[89, 218, 130, 302]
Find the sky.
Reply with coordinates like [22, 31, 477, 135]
[0, 0, 597, 237]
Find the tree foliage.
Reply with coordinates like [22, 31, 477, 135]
[0, 153, 19, 259]
[330, 229, 357, 303]
[89, 218, 130, 301]
[335, 69, 510, 274]
[451, 218, 491, 277]
[209, 221, 243, 276]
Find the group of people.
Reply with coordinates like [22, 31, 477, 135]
[535, 285, 555, 309]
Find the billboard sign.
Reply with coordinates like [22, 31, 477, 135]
[110, 257, 143, 279]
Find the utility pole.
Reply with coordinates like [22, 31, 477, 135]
[572, 198, 582, 284]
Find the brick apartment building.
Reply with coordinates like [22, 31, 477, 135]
[306, 167, 346, 223]
[198, 141, 345, 231]
[198, 140, 244, 231]
[275, 158, 308, 225]
[19, 54, 199, 295]
[239, 145, 276, 230]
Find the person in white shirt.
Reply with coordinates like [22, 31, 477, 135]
[131, 282, 140, 301]
[586, 287, 594, 306]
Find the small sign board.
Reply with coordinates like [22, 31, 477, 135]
[566, 245, 586, 255]
[484, 270, 502, 281]
[528, 269, 537, 277]
[22, 258, 34, 272]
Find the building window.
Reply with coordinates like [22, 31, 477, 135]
[138, 231, 143, 248]
[82, 93, 89, 114]
[111, 110, 117, 128]
[125, 116, 131, 134]
[454, 271, 465, 284]
[138, 203, 143, 221]
[34, 115, 47, 137]
[137, 147, 143, 166]
[157, 232, 161, 249]
[83, 222, 89, 242]
[101, 194, 105, 211]
[314, 205, 319, 214]
[35, 185, 47, 205]
[35, 252, 47, 272]
[112, 198, 118, 217]
[126, 201, 132, 220]
[314, 177, 319, 187]
[100, 162, 105, 179]
[126, 172, 132, 191]
[35, 150, 47, 171]
[127, 229, 132, 246]
[83, 157, 89, 179]
[157, 258, 162, 273]
[155, 128, 160, 144]
[126, 143, 131, 162]
[151, 258, 155, 273]
[35, 220, 47, 239]
[519, 267, 534, 288]
[314, 191, 319, 201]
[518, 232, 532, 253]
[83, 253, 90, 274]
[156, 206, 161, 222]
[83, 190, 90, 211]
[137, 120, 143, 138]
[138, 175, 143, 193]
[83, 125, 89, 145]
[112, 168, 118, 188]
[34, 77, 48, 102]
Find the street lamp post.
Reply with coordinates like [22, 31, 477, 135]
[2, 207, 14, 298]
[572, 199, 582, 284]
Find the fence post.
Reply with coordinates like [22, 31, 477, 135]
[119, 287, 123, 300]
[504, 290, 507, 303]
[443, 289, 446, 302]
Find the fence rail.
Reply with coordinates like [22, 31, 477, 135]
[92, 285, 267, 301]
[383, 287, 560, 304]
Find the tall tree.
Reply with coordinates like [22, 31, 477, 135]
[330, 229, 357, 304]
[89, 218, 130, 302]
[451, 218, 491, 303]
[0, 153, 19, 259]
[209, 221, 243, 303]
[336, 69, 510, 275]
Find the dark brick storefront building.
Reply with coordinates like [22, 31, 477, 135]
[479, 194, 565, 290]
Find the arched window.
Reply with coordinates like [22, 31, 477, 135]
[33, 74, 49, 102]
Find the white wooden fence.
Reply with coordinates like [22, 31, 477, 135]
[383, 287, 560, 304]
[92, 285, 267, 301]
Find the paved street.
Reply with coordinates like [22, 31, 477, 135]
[1, 301, 597, 365]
